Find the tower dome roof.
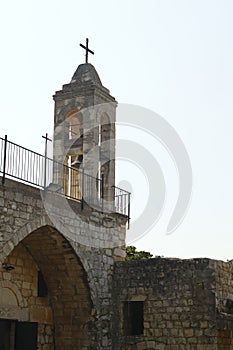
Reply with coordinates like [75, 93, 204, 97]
[71, 63, 102, 86]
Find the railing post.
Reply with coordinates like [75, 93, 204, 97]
[42, 133, 52, 190]
[44, 154, 47, 190]
[101, 174, 104, 213]
[127, 192, 131, 229]
[81, 168, 84, 210]
[112, 186, 115, 212]
[2, 135, 7, 185]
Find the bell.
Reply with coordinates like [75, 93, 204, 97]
[71, 154, 83, 168]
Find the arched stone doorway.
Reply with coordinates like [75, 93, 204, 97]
[0, 225, 95, 350]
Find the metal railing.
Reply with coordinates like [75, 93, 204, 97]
[0, 136, 130, 224]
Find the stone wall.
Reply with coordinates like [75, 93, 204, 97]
[0, 243, 54, 349]
[215, 260, 233, 349]
[113, 257, 229, 350]
[2, 177, 233, 349]
[0, 177, 127, 350]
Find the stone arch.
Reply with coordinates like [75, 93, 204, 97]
[0, 282, 23, 307]
[0, 286, 22, 321]
[0, 287, 18, 306]
[1, 224, 96, 350]
[0, 287, 21, 322]
[56, 101, 84, 124]
[1, 215, 53, 262]
[62, 109, 84, 199]
[1, 215, 98, 305]
[65, 110, 83, 141]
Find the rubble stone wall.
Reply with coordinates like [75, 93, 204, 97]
[113, 258, 220, 350]
[0, 177, 127, 350]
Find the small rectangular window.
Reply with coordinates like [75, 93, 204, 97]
[37, 271, 48, 297]
[123, 301, 144, 336]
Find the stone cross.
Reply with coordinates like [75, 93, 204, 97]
[80, 38, 94, 63]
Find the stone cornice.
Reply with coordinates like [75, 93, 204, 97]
[53, 82, 116, 104]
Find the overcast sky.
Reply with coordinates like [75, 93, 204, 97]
[1, 0, 233, 260]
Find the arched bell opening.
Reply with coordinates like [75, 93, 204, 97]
[100, 113, 115, 203]
[63, 111, 84, 200]
[66, 110, 83, 142]
[0, 225, 96, 350]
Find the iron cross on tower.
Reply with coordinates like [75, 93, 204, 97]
[80, 38, 94, 63]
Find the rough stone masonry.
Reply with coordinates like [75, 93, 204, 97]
[1, 178, 233, 349]
[1, 56, 233, 350]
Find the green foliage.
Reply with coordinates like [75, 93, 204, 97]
[126, 246, 153, 261]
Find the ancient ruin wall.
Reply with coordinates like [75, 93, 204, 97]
[113, 258, 218, 350]
[0, 178, 127, 350]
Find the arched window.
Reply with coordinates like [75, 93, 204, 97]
[67, 111, 83, 140]
[99, 113, 113, 201]
[100, 113, 111, 144]
[63, 111, 84, 200]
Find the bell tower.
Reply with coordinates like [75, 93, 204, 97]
[53, 39, 117, 208]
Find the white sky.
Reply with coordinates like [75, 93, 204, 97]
[1, 0, 233, 260]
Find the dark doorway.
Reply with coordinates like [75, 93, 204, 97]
[123, 301, 144, 336]
[15, 322, 38, 350]
[0, 320, 11, 350]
